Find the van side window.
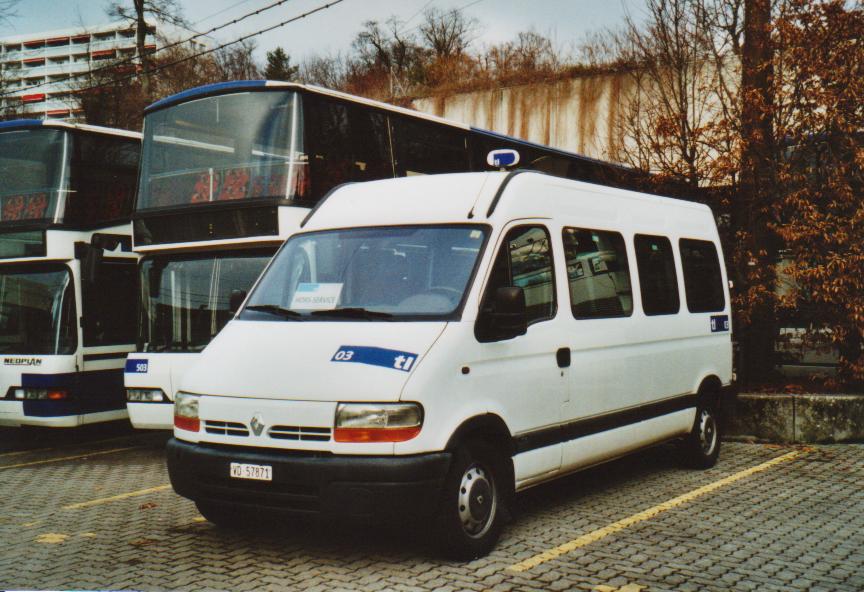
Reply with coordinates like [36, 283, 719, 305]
[483, 225, 556, 325]
[562, 227, 632, 318]
[679, 239, 725, 312]
[634, 234, 680, 316]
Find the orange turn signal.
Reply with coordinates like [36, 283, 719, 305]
[334, 426, 421, 443]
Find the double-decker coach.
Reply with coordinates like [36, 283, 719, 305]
[0, 120, 141, 427]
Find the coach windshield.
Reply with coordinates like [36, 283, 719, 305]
[137, 91, 306, 210]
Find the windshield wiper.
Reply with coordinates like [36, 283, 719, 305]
[310, 307, 394, 321]
[245, 304, 304, 320]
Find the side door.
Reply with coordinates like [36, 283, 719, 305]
[559, 225, 643, 470]
[467, 222, 568, 486]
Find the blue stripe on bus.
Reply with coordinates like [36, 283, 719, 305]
[21, 369, 126, 417]
[145, 80, 269, 113]
[0, 119, 44, 130]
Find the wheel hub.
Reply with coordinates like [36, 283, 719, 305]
[457, 463, 497, 538]
[699, 409, 717, 455]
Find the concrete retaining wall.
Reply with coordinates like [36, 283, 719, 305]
[725, 393, 864, 443]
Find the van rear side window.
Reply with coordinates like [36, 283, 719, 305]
[562, 227, 632, 319]
[679, 239, 725, 313]
[634, 234, 680, 316]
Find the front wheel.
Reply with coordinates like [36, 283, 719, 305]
[679, 400, 721, 469]
[435, 441, 506, 560]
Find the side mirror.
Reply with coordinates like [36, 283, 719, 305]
[477, 286, 527, 342]
[229, 289, 247, 314]
[74, 242, 103, 285]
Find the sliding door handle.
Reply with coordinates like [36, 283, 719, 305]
[556, 347, 571, 368]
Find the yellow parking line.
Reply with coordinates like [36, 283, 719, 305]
[0, 446, 141, 470]
[507, 450, 803, 573]
[63, 484, 171, 510]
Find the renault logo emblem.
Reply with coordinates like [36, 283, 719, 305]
[250, 414, 265, 436]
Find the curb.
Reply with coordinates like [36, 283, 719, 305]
[724, 392, 864, 443]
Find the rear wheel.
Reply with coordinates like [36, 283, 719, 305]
[679, 397, 721, 469]
[435, 440, 506, 560]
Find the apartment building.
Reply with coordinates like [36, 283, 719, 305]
[0, 21, 204, 120]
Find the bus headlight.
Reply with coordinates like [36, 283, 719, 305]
[12, 388, 68, 400]
[334, 403, 423, 442]
[174, 392, 200, 432]
[127, 388, 167, 403]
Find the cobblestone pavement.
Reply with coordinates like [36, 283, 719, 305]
[0, 425, 861, 592]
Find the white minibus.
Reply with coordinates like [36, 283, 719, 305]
[166, 171, 732, 558]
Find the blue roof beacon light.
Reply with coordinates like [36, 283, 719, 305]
[487, 149, 520, 170]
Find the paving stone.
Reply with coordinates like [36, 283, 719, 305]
[0, 428, 862, 592]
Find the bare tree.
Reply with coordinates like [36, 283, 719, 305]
[350, 18, 423, 98]
[106, 0, 187, 102]
[215, 40, 261, 81]
[299, 52, 349, 90]
[418, 7, 479, 59]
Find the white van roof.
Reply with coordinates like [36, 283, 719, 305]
[304, 172, 717, 239]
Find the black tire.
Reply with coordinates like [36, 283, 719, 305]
[195, 500, 255, 529]
[679, 395, 721, 469]
[435, 440, 507, 560]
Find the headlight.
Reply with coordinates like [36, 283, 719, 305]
[174, 392, 200, 432]
[126, 388, 167, 403]
[12, 388, 68, 400]
[334, 403, 423, 442]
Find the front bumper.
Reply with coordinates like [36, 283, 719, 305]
[166, 438, 452, 522]
[127, 401, 173, 430]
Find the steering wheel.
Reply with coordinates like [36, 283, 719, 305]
[429, 286, 462, 301]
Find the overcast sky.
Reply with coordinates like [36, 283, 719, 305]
[0, 0, 646, 62]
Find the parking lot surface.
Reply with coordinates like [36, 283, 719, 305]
[0, 425, 862, 592]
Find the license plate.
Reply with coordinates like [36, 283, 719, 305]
[229, 462, 272, 481]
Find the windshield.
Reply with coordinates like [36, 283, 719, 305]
[243, 225, 488, 321]
[137, 91, 306, 210]
[139, 251, 273, 352]
[0, 128, 69, 223]
[0, 263, 77, 354]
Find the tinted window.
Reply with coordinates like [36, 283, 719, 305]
[680, 239, 725, 312]
[305, 98, 394, 199]
[391, 116, 469, 176]
[82, 260, 137, 346]
[563, 227, 632, 318]
[634, 234, 680, 316]
[482, 226, 555, 325]
[66, 134, 140, 226]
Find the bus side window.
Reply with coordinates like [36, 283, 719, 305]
[82, 260, 137, 346]
[634, 234, 680, 316]
[390, 116, 469, 176]
[480, 225, 556, 328]
[65, 134, 140, 226]
[306, 97, 353, 200]
[349, 107, 393, 181]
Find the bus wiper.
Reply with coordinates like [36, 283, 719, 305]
[310, 307, 394, 320]
[245, 304, 304, 320]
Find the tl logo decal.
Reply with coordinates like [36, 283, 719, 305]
[250, 414, 265, 436]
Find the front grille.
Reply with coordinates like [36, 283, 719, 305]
[205, 420, 249, 437]
[268, 425, 331, 442]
